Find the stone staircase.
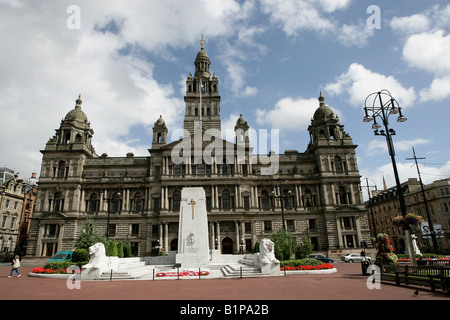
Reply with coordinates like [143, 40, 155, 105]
[220, 254, 262, 277]
[97, 258, 152, 280]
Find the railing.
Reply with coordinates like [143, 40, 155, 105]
[382, 264, 450, 292]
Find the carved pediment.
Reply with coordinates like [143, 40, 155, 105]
[334, 205, 361, 212]
[41, 211, 68, 219]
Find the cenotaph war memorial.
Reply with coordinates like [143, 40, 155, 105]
[176, 187, 210, 268]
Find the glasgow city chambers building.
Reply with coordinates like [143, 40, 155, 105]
[27, 43, 371, 259]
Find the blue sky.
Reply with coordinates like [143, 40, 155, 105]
[1, 0, 449, 196]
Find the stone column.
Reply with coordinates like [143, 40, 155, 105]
[164, 223, 169, 252]
[235, 220, 240, 253]
[216, 221, 221, 252]
[336, 217, 343, 248]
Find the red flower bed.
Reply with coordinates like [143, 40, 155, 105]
[32, 267, 75, 274]
[280, 263, 334, 271]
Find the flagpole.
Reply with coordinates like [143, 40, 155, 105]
[199, 79, 202, 132]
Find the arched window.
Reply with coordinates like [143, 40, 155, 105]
[334, 156, 343, 173]
[88, 193, 99, 213]
[110, 192, 121, 213]
[338, 186, 348, 205]
[64, 132, 71, 144]
[57, 161, 66, 178]
[303, 189, 313, 207]
[133, 192, 143, 212]
[282, 189, 291, 208]
[54, 192, 64, 212]
[261, 190, 270, 209]
[172, 190, 181, 212]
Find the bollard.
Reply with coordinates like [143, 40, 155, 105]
[199, 268, 201, 280]
[110, 269, 113, 281]
[284, 265, 286, 277]
[240, 266, 243, 278]
[177, 267, 180, 280]
[153, 268, 155, 280]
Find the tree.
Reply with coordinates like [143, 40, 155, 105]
[123, 240, 132, 257]
[270, 228, 296, 261]
[106, 239, 118, 257]
[74, 219, 105, 251]
[295, 236, 314, 259]
[117, 241, 124, 258]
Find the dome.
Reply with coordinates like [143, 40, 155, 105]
[236, 114, 248, 126]
[196, 47, 210, 61]
[64, 95, 88, 123]
[313, 93, 335, 121]
[155, 115, 166, 126]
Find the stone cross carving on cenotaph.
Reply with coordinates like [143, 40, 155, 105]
[189, 198, 196, 219]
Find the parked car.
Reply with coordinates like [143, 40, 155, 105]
[341, 253, 371, 263]
[47, 251, 73, 263]
[309, 254, 334, 263]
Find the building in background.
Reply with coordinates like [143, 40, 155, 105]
[0, 171, 23, 254]
[367, 177, 450, 254]
[27, 44, 370, 259]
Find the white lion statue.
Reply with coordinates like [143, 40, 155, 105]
[83, 242, 107, 269]
[82, 243, 119, 276]
[257, 238, 280, 274]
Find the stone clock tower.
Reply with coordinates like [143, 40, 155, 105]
[183, 36, 221, 135]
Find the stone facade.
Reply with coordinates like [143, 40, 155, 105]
[27, 44, 370, 258]
[367, 177, 450, 254]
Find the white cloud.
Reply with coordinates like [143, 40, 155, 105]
[337, 22, 374, 48]
[0, 0, 254, 178]
[366, 138, 431, 157]
[219, 42, 259, 97]
[360, 161, 450, 200]
[419, 75, 450, 102]
[390, 14, 431, 34]
[256, 96, 319, 132]
[259, 0, 372, 47]
[403, 30, 450, 76]
[324, 63, 416, 108]
[402, 30, 450, 102]
[259, 0, 336, 35]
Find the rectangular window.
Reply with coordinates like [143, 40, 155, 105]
[264, 221, 272, 232]
[309, 219, 317, 231]
[107, 224, 116, 236]
[131, 224, 139, 236]
[287, 220, 295, 232]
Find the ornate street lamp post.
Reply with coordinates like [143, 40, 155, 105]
[272, 175, 291, 231]
[363, 89, 416, 266]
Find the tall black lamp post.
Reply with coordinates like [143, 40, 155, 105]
[361, 177, 378, 239]
[363, 89, 416, 266]
[272, 175, 290, 231]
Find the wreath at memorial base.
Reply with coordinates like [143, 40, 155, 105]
[156, 270, 209, 277]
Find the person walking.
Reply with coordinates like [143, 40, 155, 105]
[8, 255, 21, 278]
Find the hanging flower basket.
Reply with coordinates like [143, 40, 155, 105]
[392, 213, 423, 228]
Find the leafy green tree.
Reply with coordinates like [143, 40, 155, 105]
[270, 228, 296, 261]
[295, 236, 314, 259]
[123, 241, 132, 257]
[74, 219, 105, 251]
[117, 241, 124, 258]
[106, 239, 118, 257]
